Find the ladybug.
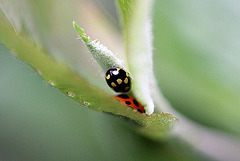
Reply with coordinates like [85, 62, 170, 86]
[114, 94, 145, 113]
[105, 67, 131, 93]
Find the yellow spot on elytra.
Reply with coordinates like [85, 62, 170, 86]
[126, 72, 129, 77]
[116, 68, 120, 72]
[117, 79, 122, 84]
[106, 74, 110, 80]
[111, 82, 117, 87]
[124, 77, 128, 84]
[125, 87, 130, 91]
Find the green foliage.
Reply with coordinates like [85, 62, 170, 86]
[73, 22, 124, 71]
[118, 0, 155, 114]
[118, 0, 132, 27]
[1, 0, 240, 160]
[0, 46, 203, 161]
[0, 13, 177, 140]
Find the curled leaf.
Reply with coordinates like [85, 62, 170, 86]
[118, 0, 155, 114]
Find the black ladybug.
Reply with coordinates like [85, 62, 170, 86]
[105, 67, 131, 93]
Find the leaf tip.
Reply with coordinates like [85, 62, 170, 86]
[72, 21, 88, 42]
[72, 21, 78, 30]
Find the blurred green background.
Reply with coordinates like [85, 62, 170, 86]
[1, 0, 240, 160]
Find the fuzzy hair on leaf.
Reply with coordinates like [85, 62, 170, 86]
[73, 21, 124, 72]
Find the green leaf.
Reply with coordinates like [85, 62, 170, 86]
[0, 14, 178, 140]
[0, 45, 206, 161]
[73, 21, 124, 71]
[118, 0, 155, 114]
